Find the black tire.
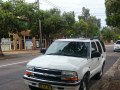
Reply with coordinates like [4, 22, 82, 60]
[79, 75, 89, 90]
[29, 85, 38, 90]
[94, 64, 104, 80]
[79, 80, 87, 90]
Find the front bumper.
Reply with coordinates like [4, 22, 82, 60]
[114, 48, 120, 51]
[114, 46, 120, 51]
[23, 75, 81, 90]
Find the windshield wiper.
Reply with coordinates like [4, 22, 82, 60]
[46, 53, 86, 58]
[46, 53, 63, 55]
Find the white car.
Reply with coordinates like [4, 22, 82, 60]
[114, 40, 120, 52]
[23, 38, 106, 90]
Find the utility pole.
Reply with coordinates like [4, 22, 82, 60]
[37, 0, 42, 51]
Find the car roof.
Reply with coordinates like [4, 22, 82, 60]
[55, 38, 99, 42]
[116, 40, 120, 41]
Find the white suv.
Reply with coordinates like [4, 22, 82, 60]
[23, 38, 106, 90]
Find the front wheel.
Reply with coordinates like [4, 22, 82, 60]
[29, 85, 38, 90]
[79, 80, 87, 90]
[79, 74, 89, 90]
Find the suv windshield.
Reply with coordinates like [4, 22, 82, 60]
[116, 41, 120, 44]
[45, 41, 90, 58]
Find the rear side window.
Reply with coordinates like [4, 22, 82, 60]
[116, 41, 120, 44]
[96, 41, 102, 54]
[100, 41, 106, 52]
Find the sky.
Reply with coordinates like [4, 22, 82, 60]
[4, 0, 107, 27]
[27, 0, 106, 27]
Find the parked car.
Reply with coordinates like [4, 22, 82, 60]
[23, 38, 106, 90]
[114, 40, 120, 52]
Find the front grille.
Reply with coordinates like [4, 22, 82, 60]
[34, 74, 61, 82]
[32, 67, 63, 82]
[34, 68, 61, 75]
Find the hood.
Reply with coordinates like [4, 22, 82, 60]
[27, 55, 87, 71]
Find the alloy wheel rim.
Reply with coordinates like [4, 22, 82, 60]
[83, 81, 87, 90]
[100, 67, 103, 76]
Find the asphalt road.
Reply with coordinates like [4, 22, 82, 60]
[0, 45, 120, 90]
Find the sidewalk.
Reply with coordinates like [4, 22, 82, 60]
[0, 49, 41, 60]
[90, 57, 120, 90]
[3, 49, 40, 55]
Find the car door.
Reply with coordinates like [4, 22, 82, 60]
[90, 42, 98, 71]
[95, 41, 103, 67]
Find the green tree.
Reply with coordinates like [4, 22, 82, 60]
[0, 0, 102, 56]
[78, 7, 101, 38]
[0, 0, 36, 55]
[74, 19, 88, 37]
[0, 0, 14, 56]
[105, 0, 120, 28]
[101, 27, 115, 43]
[62, 11, 75, 37]
[11, 0, 37, 33]
[78, 7, 90, 21]
[44, 9, 65, 42]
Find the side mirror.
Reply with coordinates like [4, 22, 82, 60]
[40, 48, 46, 54]
[91, 51, 101, 58]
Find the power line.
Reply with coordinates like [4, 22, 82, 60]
[42, 0, 65, 11]
[42, 0, 59, 8]
[38, 0, 106, 17]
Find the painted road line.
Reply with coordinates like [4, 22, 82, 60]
[0, 61, 29, 68]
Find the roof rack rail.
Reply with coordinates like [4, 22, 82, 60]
[90, 36, 100, 40]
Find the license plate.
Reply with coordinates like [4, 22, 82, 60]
[39, 83, 52, 90]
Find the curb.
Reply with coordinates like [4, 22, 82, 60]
[0, 56, 13, 60]
[90, 57, 120, 90]
[104, 57, 120, 77]
[3, 50, 41, 55]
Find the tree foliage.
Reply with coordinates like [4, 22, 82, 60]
[105, 0, 120, 28]
[0, 1, 101, 39]
[0, 0, 101, 55]
[78, 7, 101, 38]
[101, 27, 115, 42]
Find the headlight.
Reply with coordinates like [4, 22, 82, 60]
[26, 65, 35, 71]
[25, 65, 34, 76]
[61, 71, 78, 82]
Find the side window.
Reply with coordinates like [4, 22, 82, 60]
[91, 42, 97, 53]
[96, 41, 102, 54]
[100, 41, 106, 52]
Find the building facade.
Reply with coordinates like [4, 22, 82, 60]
[1, 30, 47, 51]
